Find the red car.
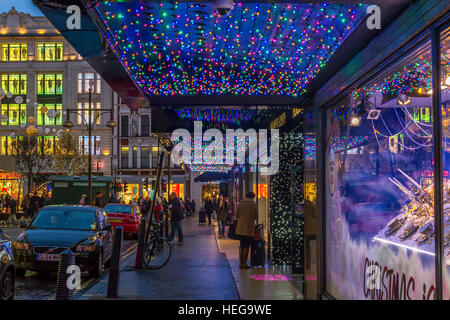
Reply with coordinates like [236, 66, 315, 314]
[104, 204, 142, 238]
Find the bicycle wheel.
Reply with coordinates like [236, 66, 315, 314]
[143, 238, 172, 269]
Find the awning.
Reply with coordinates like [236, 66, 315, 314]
[194, 172, 231, 183]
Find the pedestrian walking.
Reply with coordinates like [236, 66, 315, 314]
[94, 191, 105, 208]
[167, 192, 184, 243]
[216, 195, 229, 238]
[142, 196, 151, 218]
[79, 194, 88, 205]
[154, 197, 163, 222]
[205, 197, 214, 225]
[236, 192, 258, 269]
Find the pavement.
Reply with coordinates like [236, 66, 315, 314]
[77, 217, 239, 300]
[214, 226, 304, 300]
[76, 215, 304, 300]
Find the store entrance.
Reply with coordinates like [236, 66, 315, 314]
[201, 183, 219, 205]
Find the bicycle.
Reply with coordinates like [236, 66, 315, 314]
[143, 221, 172, 269]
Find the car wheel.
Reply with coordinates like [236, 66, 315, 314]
[0, 270, 15, 300]
[90, 251, 104, 278]
[15, 268, 26, 277]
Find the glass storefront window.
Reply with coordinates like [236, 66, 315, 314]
[441, 26, 450, 300]
[1, 74, 27, 95]
[36, 74, 63, 95]
[36, 43, 63, 61]
[1, 44, 27, 61]
[325, 39, 436, 300]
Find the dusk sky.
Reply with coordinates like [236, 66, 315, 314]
[0, 0, 44, 16]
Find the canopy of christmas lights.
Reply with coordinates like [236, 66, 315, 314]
[88, 2, 368, 97]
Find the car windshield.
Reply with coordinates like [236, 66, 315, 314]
[31, 209, 97, 231]
[104, 205, 133, 214]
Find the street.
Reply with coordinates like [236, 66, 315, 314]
[2, 227, 137, 300]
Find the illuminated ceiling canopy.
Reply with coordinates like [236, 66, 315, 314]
[87, 1, 369, 97]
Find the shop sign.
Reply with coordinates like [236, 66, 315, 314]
[0, 172, 21, 180]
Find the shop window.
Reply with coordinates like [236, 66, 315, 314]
[1, 104, 26, 126]
[325, 39, 435, 300]
[141, 146, 150, 169]
[36, 43, 63, 61]
[1, 74, 27, 95]
[78, 136, 101, 155]
[121, 146, 129, 168]
[36, 104, 62, 126]
[1, 44, 27, 61]
[36, 74, 63, 95]
[441, 26, 450, 300]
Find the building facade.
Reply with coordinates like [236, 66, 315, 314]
[0, 7, 116, 199]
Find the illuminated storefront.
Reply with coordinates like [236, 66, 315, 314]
[318, 16, 450, 300]
[0, 171, 21, 200]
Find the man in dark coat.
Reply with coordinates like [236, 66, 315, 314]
[94, 192, 105, 208]
[167, 192, 184, 243]
[205, 197, 214, 225]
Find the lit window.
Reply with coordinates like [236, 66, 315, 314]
[1, 74, 27, 95]
[36, 104, 62, 126]
[36, 74, 63, 95]
[77, 73, 101, 94]
[36, 43, 63, 61]
[1, 44, 27, 61]
[1, 104, 26, 126]
[78, 136, 101, 155]
[0, 136, 23, 156]
[37, 136, 58, 155]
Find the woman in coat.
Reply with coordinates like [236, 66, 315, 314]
[236, 192, 258, 268]
[216, 195, 229, 238]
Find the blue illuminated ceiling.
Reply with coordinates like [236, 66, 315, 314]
[87, 1, 369, 98]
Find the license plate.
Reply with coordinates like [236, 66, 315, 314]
[109, 219, 122, 223]
[37, 254, 60, 261]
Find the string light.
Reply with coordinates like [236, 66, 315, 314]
[89, 2, 368, 97]
[270, 131, 303, 265]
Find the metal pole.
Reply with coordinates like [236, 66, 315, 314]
[146, 151, 166, 237]
[107, 225, 123, 298]
[88, 86, 93, 204]
[135, 216, 146, 269]
[167, 152, 171, 201]
[431, 27, 443, 301]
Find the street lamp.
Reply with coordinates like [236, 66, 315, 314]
[63, 80, 116, 204]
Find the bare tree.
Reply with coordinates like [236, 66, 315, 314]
[12, 135, 52, 194]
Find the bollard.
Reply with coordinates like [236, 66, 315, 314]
[55, 249, 76, 300]
[164, 210, 169, 238]
[107, 225, 123, 298]
[135, 216, 147, 270]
